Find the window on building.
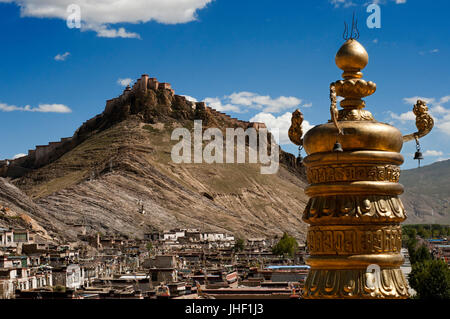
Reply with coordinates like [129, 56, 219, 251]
[14, 232, 28, 243]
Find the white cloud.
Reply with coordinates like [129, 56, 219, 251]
[91, 25, 140, 39]
[419, 49, 440, 56]
[231, 92, 302, 113]
[430, 105, 450, 115]
[388, 110, 415, 122]
[437, 121, 450, 135]
[186, 91, 312, 144]
[1, 0, 213, 38]
[339, 0, 405, 7]
[34, 104, 72, 113]
[439, 96, 450, 104]
[54, 52, 70, 61]
[13, 153, 26, 159]
[183, 95, 198, 103]
[330, 0, 356, 8]
[402, 96, 435, 105]
[117, 78, 133, 87]
[423, 150, 443, 157]
[204, 97, 241, 113]
[204, 91, 303, 114]
[0, 102, 72, 113]
[250, 112, 313, 145]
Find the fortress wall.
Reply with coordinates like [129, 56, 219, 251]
[141, 74, 149, 92]
[132, 79, 141, 92]
[104, 98, 118, 114]
[196, 102, 206, 110]
[7, 155, 27, 167]
[0, 161, 7, 176]
[159, 82, 171, 90]
[35, 143, 59, 167]
[158, 82, 174, 95]
[249, 122, 267, 130]
[121, 75, 174, 95]
[148, 78, 159, 90]
[104, 97, 124, 115]
[121, 89, 131, 101]
[15, 136, 74, 169]
[205, 106, 255, 128]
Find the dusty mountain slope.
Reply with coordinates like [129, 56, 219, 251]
[14, 119, 309, 241]
[0, 178, 56, 241]
[7, 84, 309, 241]
[400, 159, 450, 224]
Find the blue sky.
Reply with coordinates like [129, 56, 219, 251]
[0, 0, 449, 169]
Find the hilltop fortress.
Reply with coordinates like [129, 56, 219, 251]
[1, 74, 268, 178]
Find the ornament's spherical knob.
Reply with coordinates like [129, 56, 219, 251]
[335, 39, 369, 71]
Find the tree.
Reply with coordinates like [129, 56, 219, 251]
[233, 238, 245, 252]
[409, 244, 431, 265]
[409, 259, 450, 299]
[272, 233, 298, 258]
[53, 286, 66, 293]
[146, 242, 153, 253]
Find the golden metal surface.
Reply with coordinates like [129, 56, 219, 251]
[303, 195, 406, 224]
[303, 268, 409, 299]
[303, 121, 404, 155]
[329, 83, 342, 135]
[403, 99, 434, 142]
[288, 109, 304, 146]
[288, 38, 434, 299]
[335, 39, 368, 76]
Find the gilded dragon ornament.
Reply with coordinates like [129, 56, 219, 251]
[288, 109, 304, 146]
[402, 99, 434, 142]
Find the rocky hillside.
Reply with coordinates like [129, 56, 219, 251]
[400, 159, 450, 225]
[0, 178, 57, 242]
[1, 76, 309, 242]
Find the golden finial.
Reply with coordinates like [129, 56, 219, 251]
[332, 14, 376, 115]
[333, 38, 376, 118]
[335, 39, 369, 80]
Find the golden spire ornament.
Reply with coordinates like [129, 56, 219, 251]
[289, 35, 434, 298]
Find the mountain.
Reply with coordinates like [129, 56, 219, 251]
[0, 76, 309, 242]
[400, 159, 450, 224]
